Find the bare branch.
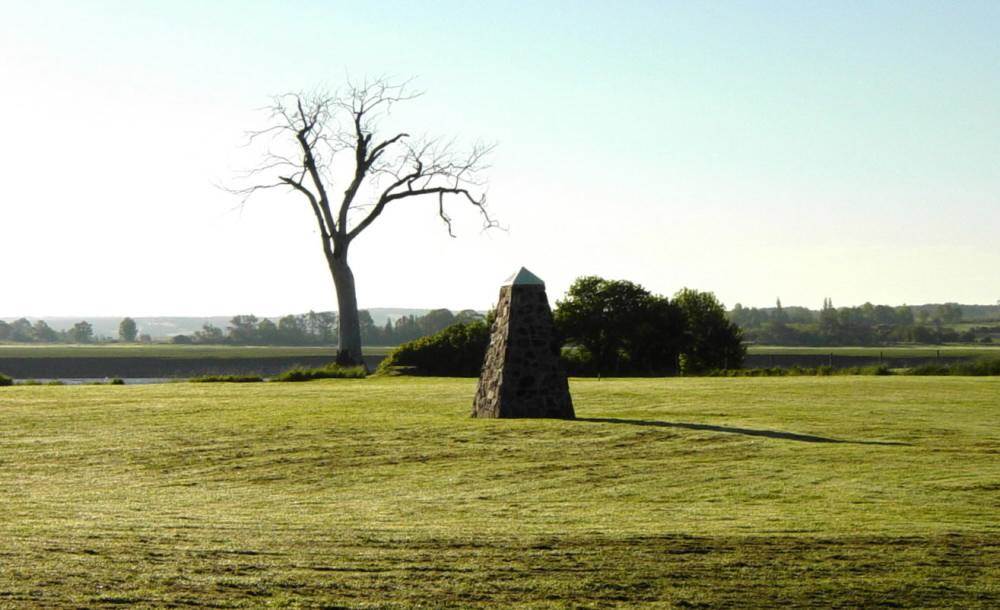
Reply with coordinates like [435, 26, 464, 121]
[230, 76, 495, 253]
[368, 132, 409, 165]
[226, 76, 497, 365]
[221, 181, 289, 206]
[438, 192, 455, 238]
[279, 175, 336, 259]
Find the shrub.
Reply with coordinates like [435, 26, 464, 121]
[377, 321, 490, 377]
[0, 373, 12, 387]
[110, 378, 125, 385]
[272, 364, 366, 382]
[560, 346, 600, 377]
[674, 288, 745, 374]
[963, 358, 1000, 375]
[190, 375, 264, 383]
[865, 364, 893, 376]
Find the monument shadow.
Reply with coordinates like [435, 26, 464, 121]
[576, 417, 911, 446]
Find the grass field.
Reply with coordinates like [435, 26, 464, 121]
[0, 344, 394, 358]
[1, 377, 997, 607]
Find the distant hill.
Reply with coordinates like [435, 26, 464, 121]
[3, 308, 433, 339]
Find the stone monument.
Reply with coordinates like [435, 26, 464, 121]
[472, 267, 575, 419]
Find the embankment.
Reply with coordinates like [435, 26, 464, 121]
[0, 355, 387, 379]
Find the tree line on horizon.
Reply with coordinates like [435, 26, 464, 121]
[169, 309, 485, 347]
[0, 319, 110, 344]
[730, 300, 998, 346]
[0, 310, 484, 347]
[3, 300, 998, 349]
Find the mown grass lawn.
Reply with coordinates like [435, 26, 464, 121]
[1, 377, 997, 607]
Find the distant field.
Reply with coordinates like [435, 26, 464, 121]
[748, 344, 1000, 357]
[0, 344, 395, 378]
[4, 343, 997, 360]
[0, 344, 394, 358]
[948, 321, 1000, 331]
[0, 377, 996, 607]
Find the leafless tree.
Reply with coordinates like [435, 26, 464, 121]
[234, 77, 497, 365]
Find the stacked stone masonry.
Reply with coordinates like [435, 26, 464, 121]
[472, 282, 575, 419]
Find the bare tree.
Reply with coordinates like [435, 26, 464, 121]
[235, 78, 496, 365]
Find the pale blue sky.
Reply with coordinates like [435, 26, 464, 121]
[1, 1, 997, 316]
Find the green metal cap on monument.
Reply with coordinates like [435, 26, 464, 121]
[472, 267, 575, 419]
[502, 267, 546, 287]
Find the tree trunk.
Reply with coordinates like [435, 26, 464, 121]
[330, 254, 364, 367]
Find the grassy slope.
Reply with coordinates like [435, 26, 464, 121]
[0, 377, 997, 607]
[0, 344, 393, 358]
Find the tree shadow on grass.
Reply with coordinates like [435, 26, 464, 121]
[576, 418, 911, 446]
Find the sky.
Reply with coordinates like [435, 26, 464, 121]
[1, 1, 998, 317]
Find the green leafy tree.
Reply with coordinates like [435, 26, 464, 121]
[303, 311, 338, 344]
[624, 295, 687, 375]
[9, 318, 33, 342]
[277, 315, 307, 344]
[454, 309, 485, 324]
[118, 317, 138, 342]
[418, 309, 457, 336]
[68, 321, 94, 344]
[895, 306, 914, 326]
[194, 324, 225, 344]
[673, 289, 745, 373]
[358, 310, 379, 344]
[227, 315, 259, 344]
[773, 298, 788, 324]
[256, 319, 279, 344]
[32, 320, 59, 342]
[936, 303, 963, 324]
[555, 276, 684, 375]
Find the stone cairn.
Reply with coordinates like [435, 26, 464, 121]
[472, 268, 575, 419]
